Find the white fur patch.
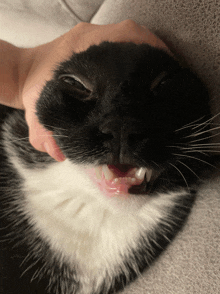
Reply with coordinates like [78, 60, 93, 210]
[8, 154, 185, 292]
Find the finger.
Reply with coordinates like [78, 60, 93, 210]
[26, 110, 66, 162]
[44, 137, 66, 162]
[139, 25, 172, 54]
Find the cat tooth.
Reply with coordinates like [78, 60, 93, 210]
[135, 167, 153, 182]
[102, 165, 114, 180]
[146, 169, 153, 182]
[95, 166, 103, 180]
[131, 178, 136, 184]
[124, 177, 138, 185]
[113, 177, 137, 185]
[135, 168, 146, 180]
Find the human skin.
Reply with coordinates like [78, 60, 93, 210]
[0, 20, 171, 161]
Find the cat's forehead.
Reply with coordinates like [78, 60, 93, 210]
[55, 42, 178, 84]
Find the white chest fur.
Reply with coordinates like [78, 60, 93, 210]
[10, 157, 184, 291]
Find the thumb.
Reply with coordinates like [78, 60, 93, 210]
[27, 111, 66, 162]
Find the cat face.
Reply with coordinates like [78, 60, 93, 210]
[37, 42, 211, 196]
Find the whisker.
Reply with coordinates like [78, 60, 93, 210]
[185, 146, 218, 151]
[40, 134, 69, 139]
[172, 153, 216, 169]
[203, 111, 220, 123]
[4, 137, 30, 143]
[43, 124, 67, 131]
[151, 160, 160, 169]
[183, 150, 208, 156]
[190, 142, 220, 147]
[169, 162, 189, 189]
[177, 160, 200, 179]
[175, 113, 220, 142]
[191, 118, 217, 134]
[187, 131, 220, 143]
[192, 119, 213, 132]
[172, 145, 219, 150]
[168, 145, 212, 155]
[4, 134, 69, 145]
[174, 116, 206, 132]
[185, 149, 220, 154]
[192, 112, 220, 131]
[186, 126, 220, 139]
[192, 123, 210, 135]
[174, 112, 220, 133]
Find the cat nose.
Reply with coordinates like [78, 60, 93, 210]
[99, 118, 145, 164]
[99, 119, 121, 139]
[99, 118, 143, 141]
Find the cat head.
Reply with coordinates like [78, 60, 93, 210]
[37, 42, 211, 195]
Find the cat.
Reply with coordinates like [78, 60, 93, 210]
[0, 41, 217, 294]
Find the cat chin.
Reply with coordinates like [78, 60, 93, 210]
[9, 154, 190, 293]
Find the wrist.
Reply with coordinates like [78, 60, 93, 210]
[0, 41, 24, 108]
[18, 46, 37, 109]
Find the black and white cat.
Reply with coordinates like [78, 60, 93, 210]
[0, 42, 217, 294]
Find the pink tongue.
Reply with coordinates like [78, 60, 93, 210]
[86, 165, 140, 197]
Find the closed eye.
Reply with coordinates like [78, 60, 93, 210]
[59, 74, 92, 93]
[150, 71, 170, 91]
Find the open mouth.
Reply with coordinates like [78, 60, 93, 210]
[86, 164, 155, 197]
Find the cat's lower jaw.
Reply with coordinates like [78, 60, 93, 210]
[11, 156, 191, 294]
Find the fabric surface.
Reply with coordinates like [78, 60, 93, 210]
[0, 1, 220, 293]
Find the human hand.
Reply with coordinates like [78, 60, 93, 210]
[19, 20, 170, 161]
